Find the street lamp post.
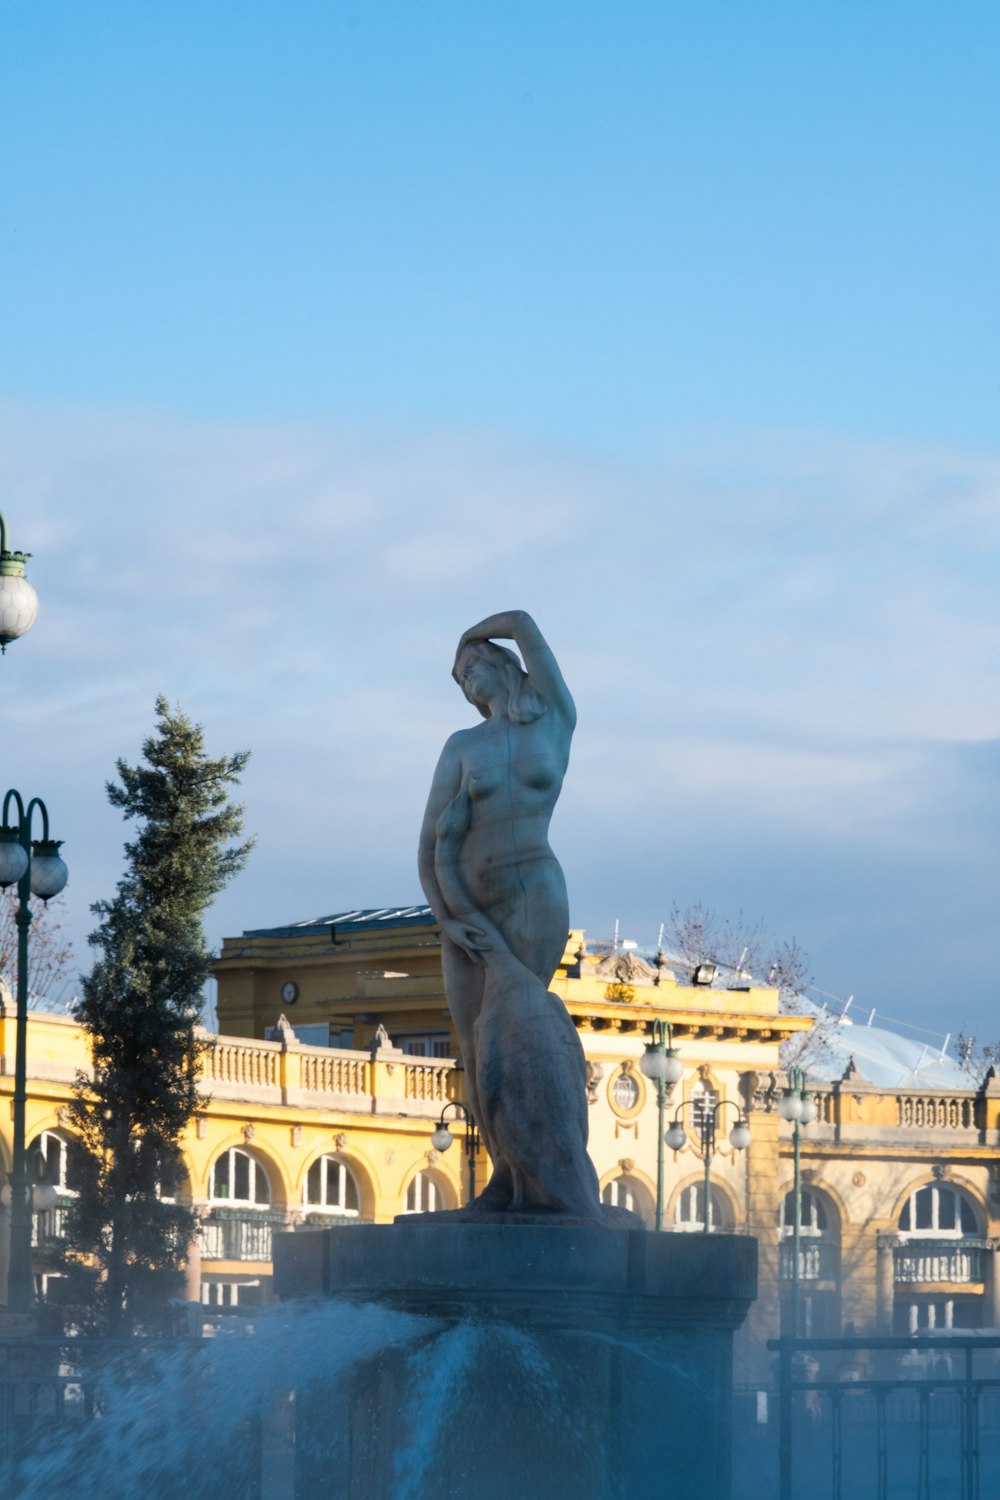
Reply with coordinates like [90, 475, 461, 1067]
[0, 791, 68, 1313]
[639, 1020, 684, 1230]
[666, 1097, 751, 1234]
[431, 1102, 480, 1205]
[778, 1065, 816, 1337]
[0, 513, 39, 654]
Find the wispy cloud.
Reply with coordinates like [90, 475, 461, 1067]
[2, 402, 998, 1037]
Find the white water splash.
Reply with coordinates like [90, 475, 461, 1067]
[8, 1299, 432, 1500]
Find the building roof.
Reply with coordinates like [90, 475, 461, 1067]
[243, 905, 436, 939]
[786, 996, 971, 1090]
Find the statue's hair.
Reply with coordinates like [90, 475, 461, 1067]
[453, 640, 546, 724]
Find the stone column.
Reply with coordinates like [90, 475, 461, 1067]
[876, 1234, 898, 1334]
[985, 1238, 1000, 1330]
[184, 1199, 206, 1304]
[736, 1098, 781, 1383]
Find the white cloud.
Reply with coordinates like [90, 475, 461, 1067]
[3, 402, 999, 1037]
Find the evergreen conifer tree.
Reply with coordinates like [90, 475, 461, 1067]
[64, 698, 253, 1334]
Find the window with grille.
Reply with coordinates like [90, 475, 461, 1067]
[601, 1176, 653, 1226]
[689, 1083, 718, 1134]
[201, 1280, 262, 1308]
[211, 1149, 270, 1206]
[402, 1171, 443, 1214]
[898, 1185, 978, 1237]
[894, 1296, 981, 1335]
[397, 1033, 452, 1058]
[674, 1182, 727, 1232]
[29, 1131, 85, 1194]
[304, 1155, 360, 1215]
[611, 1071, 640, 1112]
[780, 1188, 829, 1237]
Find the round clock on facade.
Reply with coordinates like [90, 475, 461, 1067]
[281, 981, 299, 1004]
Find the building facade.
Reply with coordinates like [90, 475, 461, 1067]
[3, 908, 999, 1382]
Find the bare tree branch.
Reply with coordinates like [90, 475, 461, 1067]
[0, 889, 76, 1010]
[661, 902, 812, 996]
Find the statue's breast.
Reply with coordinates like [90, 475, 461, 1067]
[461, 725, 563, 808]
[466, 767, 505, 801]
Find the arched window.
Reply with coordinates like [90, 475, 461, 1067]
[780, 1188, 829, 1237]
[601, 1175, 654, 1227]
[29, 1131, 85, 1195]
[674, 1182, 729, 1232]
[402, 1171, 444, 1214]
[211, 1149, 270, 1207]
[778, 1187, 839, 1307]
[899, 1185, 978, 1238]
[303, 1155, 360, 1216]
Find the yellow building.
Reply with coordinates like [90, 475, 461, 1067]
[3, 907, 1000, 1383]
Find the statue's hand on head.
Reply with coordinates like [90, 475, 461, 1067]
[454, 610, 530, 670]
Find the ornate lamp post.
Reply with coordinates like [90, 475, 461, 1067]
[666, 1097, 751, 1234]
[0, 513, 39, 654]
[431, 1101, 480, 1205]
[778, 1065, 816, 1337]
[0, 790, 68, 1312]
[639, 1020, 684, 1230]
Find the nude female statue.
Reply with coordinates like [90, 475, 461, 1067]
[418, 610, 601, 1217]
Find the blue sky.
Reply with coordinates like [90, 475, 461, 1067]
[2, 4, 999, 1047]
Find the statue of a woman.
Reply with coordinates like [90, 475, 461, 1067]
[418, 610, 601, 1218]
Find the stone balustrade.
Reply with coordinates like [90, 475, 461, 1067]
[761, 1075, 997, 1145]
[403, 1061, 452, 1103]
[204, 1039, 281, 1091]
[896, 1093, 976, 1130]
[298, 1050, 370, 1097]
[811, 1089, 836, 1125]
[0, 1008, 457, 1121]
[200, 1034, 454, 1117]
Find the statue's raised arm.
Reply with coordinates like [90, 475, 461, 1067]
[453, 610, 576, 729]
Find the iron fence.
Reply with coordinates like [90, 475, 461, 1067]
[765, 1333, 1000, 1500]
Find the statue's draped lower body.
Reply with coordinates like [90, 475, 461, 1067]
[435, 787, 601, 1219]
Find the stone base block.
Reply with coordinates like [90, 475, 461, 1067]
[274, 1222, 757, 1500]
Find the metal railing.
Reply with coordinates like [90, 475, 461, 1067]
[778, 1239, 838, 1282]
[894, 1239, 987, 1284]
[200, 1209, 288, 1262]
[767, 1333, 1000, 1500]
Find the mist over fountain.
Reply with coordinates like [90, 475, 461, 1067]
[5, 611, 758, 1499]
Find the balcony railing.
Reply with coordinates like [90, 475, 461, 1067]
[201, 1209, 288, 1263]
[31, 1202, 71, 1247]
[779, 1239, 838, 1282]
[896, 1094, 977, 1130]
[894, 1238, 988, 1284]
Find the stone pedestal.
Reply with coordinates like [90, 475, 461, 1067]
[274, 1222, 756, 1500]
